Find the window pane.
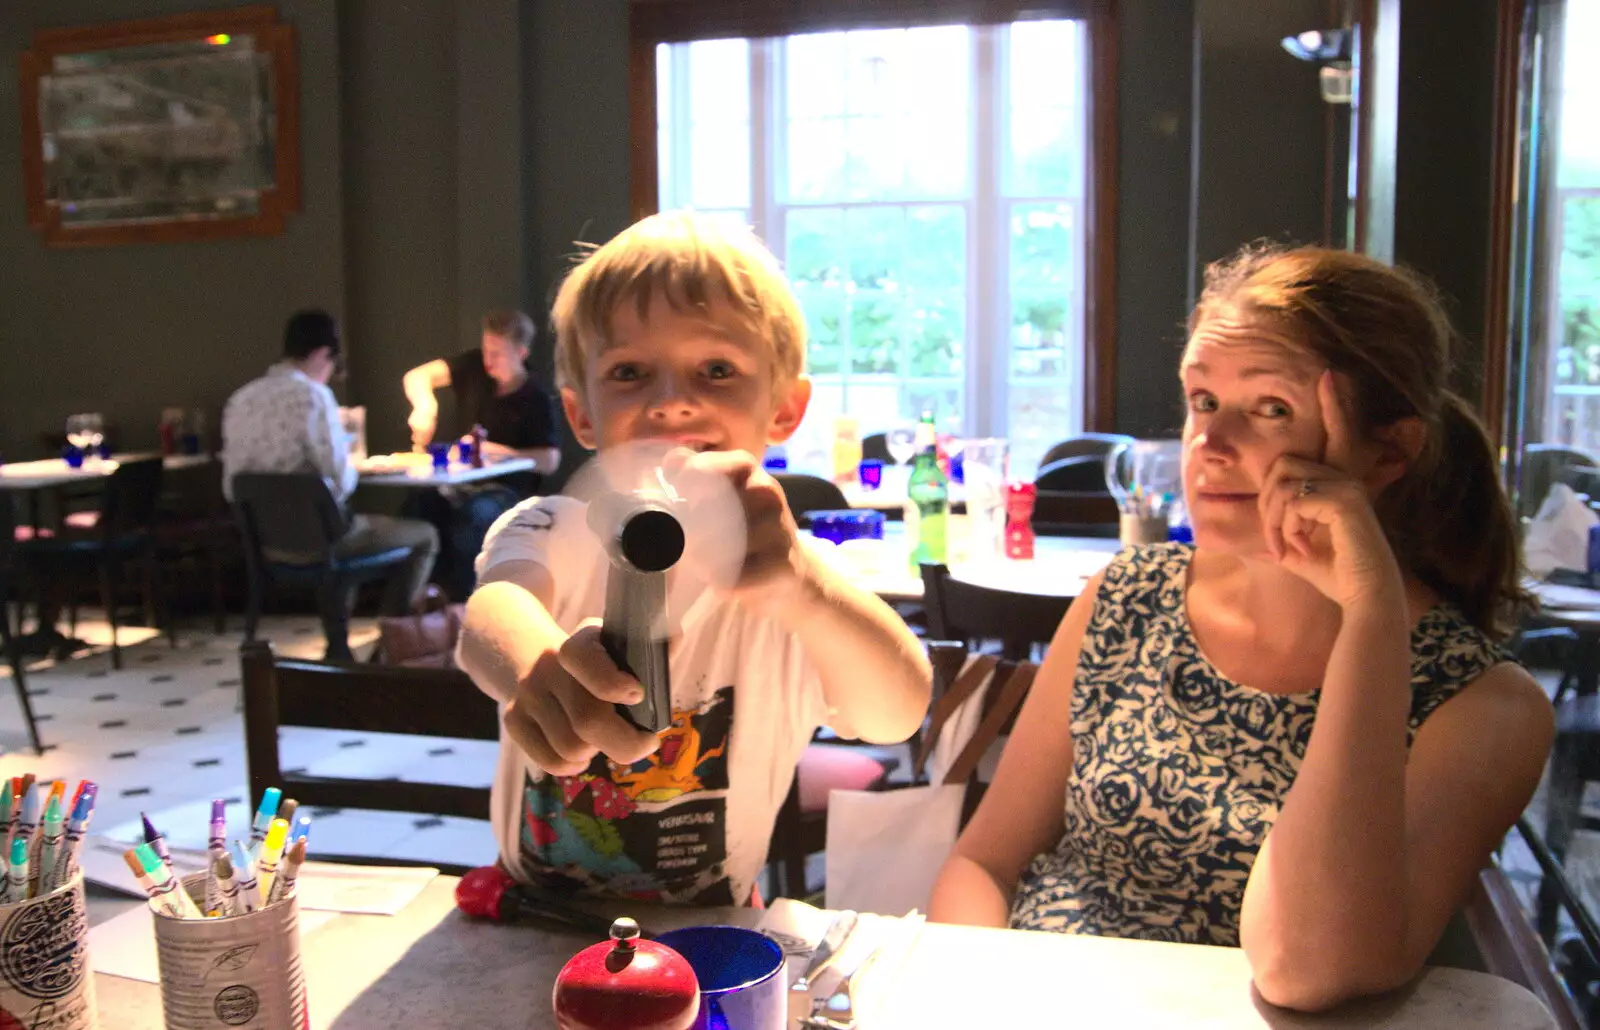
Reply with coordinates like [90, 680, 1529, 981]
[847, 290, 900, 375]
[1554, 193, 1600, 450]
[903, 112, 969, 197]
[1011, 202, 1076, 291]
[843, 115, 904, 200]
[690, 121, 749, 209]
[787, 32, 847, 118]
[844, 206, 904, 289]
[1009, 20, 1081, 104]
[786, 207, 845, 285]
[845, 30, 906, 117]
[1008, 381, 1075, 478]
[904, 381, 963, 429]
[689, 39, 749, 124]
[1008, 106, 1078, 197]
[656, 44, 674, 206]
[902, 205, 965, 291]
[1011, 293, 1072, 377]
[787, 117, 846, 202]
[906, 290, 963, 377]
[902, 26, 971, 114]
[795, 282, 844, 375]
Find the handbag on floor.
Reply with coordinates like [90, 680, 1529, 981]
[823, 653, 1037, 915]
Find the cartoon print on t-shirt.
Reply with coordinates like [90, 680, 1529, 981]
[521, 687, 735, 904]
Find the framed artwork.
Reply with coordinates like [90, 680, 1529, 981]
[19, 6, 299, 247]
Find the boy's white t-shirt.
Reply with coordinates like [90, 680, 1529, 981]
[476, 495, 828, 905]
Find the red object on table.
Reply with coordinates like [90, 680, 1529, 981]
[552, 916, 700, 1030]
[1005, 481, 1037, 559]
[470, 424, 487, 469]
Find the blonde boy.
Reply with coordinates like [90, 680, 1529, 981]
[457, 212, 931, 904]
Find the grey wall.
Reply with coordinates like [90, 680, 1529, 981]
[0, 0, 345, 460]
[0, 0, 1505, 461]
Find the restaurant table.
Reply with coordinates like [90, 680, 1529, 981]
[807, 517, 1123, 602]
[90, 876, 1555, 1029]
[0, 452, 211, 490]
[355, 454, 537, 489]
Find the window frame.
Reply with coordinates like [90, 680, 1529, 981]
[628, 0, 1119, 432]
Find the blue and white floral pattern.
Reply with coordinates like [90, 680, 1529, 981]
[1009, 543, 1508, 944]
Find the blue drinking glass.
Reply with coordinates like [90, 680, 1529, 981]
[62, 445, 85, 469]
[456, 437, 475, 465]
[427, 442, 452, 470]
[653, 925, 785, 1030]
[858, 459, 884, 490]
[810, 509, 884, 544]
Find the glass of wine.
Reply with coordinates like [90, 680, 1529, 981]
[884, 426, 917, 466]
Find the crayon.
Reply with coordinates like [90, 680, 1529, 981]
[214, 851, 241, 917]
[15, 785, 40, 866]
[256, 818, 290, 903]
[55, 786, 95, 887]
[124, 848, 184, 918]
[206, 799, 228, 917]
[36, 796, 63, 894]
[141, 813, 172, 868]
[6, 837, 28, 903]
[266, 838, 307, 906]
[247, 787, 282, 861]
[133, 842, 201, 919]
[227, 841, 259, 914]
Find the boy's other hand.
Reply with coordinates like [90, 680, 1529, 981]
[672, 449, 810, 615]
[503, 621, 659, 776]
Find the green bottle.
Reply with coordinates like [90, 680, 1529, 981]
[906, 439, 948, 572]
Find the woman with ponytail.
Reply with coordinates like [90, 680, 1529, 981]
[928, 245, 1553, 1010]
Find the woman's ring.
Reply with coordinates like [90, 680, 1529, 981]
[1297, 479, 1316, 499]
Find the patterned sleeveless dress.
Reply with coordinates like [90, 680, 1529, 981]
[1008, 543, 1509, 945]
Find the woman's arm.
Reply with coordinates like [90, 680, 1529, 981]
[1241, 622, 1552, 1011]
[927, 572, 1103, 927]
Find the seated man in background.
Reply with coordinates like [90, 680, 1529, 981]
[222, 309, 440, 635]
[402, 310, 562, 599]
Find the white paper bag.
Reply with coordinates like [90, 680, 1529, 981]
[823, 655, 1014, 916]
[1525, 482, 1597, 577]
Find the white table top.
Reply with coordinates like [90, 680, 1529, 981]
[91, 878, 1554, 1029]
[808, 517, 1121, 602]
[0, 452, 211, 490]
[356, 454, 537, 488]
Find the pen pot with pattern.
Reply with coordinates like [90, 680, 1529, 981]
[0, 869, 97, 1029]
[153, 873, 306, 1030]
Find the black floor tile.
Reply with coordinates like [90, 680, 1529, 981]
[175, 726, 203, 736]
[203, 658, 224, 666]
[150, 675, 174, 684]
[91, 693, 117, 702]
[99, 720, 127, 730]
[160, 699, 186, 708]
[24, 688, 48, 698]
[338, 739, 366, 749]
[121, 786, 151, 797]
[216, 679, 239, 687]
[413, 817, 444, 830]
[427, 747, 456, 757]
[192, 758, 221, 768]
[110, 751, 137, 760]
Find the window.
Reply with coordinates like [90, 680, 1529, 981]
[653, 20, 1090, 477]
[1499, 0, 1600, 520]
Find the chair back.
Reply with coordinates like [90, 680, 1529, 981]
[100, 457, 165, 541]
[860, 432, 892, 464]
[240, 640, 499, 848]
[916, 640, 1039, 825]
[1038, 433, 1135, 471]
[920, 562, 1071, 661]
[0, 492, 15, 570]
[1033, 490, 1120, 538]
[231, 472, 348, 562]
[1034, 454, 1111, 493]
[774, 473, 850, 526]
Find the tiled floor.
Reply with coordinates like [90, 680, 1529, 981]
[0, 613, 498, 872]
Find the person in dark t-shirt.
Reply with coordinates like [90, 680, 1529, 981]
[404, 310, 562, 477]
[401, 310, 562, 598]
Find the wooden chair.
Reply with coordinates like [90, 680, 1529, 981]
[919, 562, 1072, 661]
[240, 639, 499, 873]
[774, 473, 850, 528]
[0, 494, 42, 754]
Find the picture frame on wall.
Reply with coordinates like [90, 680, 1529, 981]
[19, 5, 300, 248]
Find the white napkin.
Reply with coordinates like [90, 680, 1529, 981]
[757, 899, 927, 1022]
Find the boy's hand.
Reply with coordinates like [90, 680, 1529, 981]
[503, 621, 659, 776]
[670, 449, 813, 615]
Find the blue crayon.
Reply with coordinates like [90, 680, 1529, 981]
[228, 841, 260, 913]
[290, 814, 311, 845]
[247, 788, 282, 860]
[54, 789, 95, 887]
[15, 785, 40, 863]
[6, 837, 27, 903]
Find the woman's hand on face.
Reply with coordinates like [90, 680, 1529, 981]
[1259, 371, 1405, 611]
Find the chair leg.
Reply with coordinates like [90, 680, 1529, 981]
[318, 580, 355, 663]
[243, 570, 263, 643]
[98, 561, 121, 671]
[0, 599, 42, 755]
[209, 546, 227, 635]
[1539, 733, 1587, 939]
